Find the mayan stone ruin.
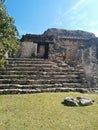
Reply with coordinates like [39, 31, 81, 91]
[0, 28, 98, 94]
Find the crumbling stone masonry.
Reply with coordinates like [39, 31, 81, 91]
[19, 29, 98, 88]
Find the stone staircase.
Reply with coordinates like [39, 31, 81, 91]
[0, 58, 87, 94]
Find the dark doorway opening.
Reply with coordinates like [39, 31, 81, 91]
[44, 44, 49, 59]
[37, 42, 49, 59]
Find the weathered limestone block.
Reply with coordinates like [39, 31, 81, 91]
[63, 96, 94, 106]
[77, 97, 94, 106]
[64, 97, 79, 106]
[20, 41, 37, 58]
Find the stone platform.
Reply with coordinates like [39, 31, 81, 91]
[0, 58, 89, 94]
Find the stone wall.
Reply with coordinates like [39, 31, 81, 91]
[49, 37, 98, 87]
[20, 31, 98, 67]
[49, 37, 98, 65]
[57, 39, 79, 64]
[20, 42, 37, 58]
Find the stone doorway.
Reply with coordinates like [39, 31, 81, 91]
[37, 43, 49, 59]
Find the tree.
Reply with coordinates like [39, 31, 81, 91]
[0, 0, 19, 67]
[0, 0, 5, 4]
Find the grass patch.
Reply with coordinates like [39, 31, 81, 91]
[0, 92, 98, 130]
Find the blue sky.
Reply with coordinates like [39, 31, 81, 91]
[5, 0, 98, 37]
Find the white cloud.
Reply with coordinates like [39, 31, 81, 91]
[54, 0, 98, 36]
[88, 22, 98, 27]
[55, 21, 63, 26]
[91, 30, 98, 37]
[68, 13, 87, 27]
[57, 0, 89, 21]
[70, 0, 86, 11]
[55, 0, 90, 28]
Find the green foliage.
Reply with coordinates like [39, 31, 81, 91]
[0, 0, 20, 67]
[0, 0, 5, 4]
[0, 92, 98, 130]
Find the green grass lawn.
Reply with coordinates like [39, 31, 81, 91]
[0, 92, 98, 130]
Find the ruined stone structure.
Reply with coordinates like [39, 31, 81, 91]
[20, 29, 98, 65]
[0, 28, 98, 94]
[20, 28, 98, 88]
[20, 34, 54, 59]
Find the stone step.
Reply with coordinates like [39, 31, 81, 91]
[0, 78, 82, 84]
[0, 58, 86, 95]
[7, 60, 84, 72]
[0, 84, 58, 89]
[5, 66, 59, 71]
[7, 58, 48, 63]
[0, 88, 48, 94]
[0, 74, 80, 79]
[62, 83, 82, 87]
[0, 89, 40, 94]
[4, 67, 83, 73]
[7, 63, 83, 72]
[8, 60, 51, 64]
[8, 58, 45, 60]
[7, 64, 54, 67]
[0, 82, 82, 90]
[0, 87, 89, 95]
[2, 60, 84, 72]
[57, 63, 68, 67]
[0, 70, 83, 75]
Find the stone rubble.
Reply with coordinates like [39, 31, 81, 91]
[63, 96, 94, 106]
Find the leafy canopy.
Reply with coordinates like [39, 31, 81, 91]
[0, 0, 19, 67]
